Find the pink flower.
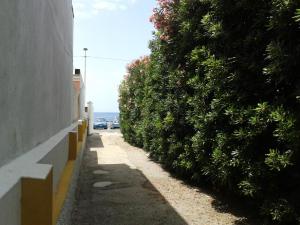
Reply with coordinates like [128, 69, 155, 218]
[125, 56, 150, 80]
[150, 0, 175, 38]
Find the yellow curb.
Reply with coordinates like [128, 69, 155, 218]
[22, 169, 53, 225]
[53, 161, 75, 224]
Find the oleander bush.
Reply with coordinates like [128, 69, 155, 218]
[119, 1, 300, 224]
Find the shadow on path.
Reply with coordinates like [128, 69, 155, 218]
[71, 133, 188, 225]
[87, 133, 104, 148]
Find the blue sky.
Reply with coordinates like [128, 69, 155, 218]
[73, 0, 157, 112]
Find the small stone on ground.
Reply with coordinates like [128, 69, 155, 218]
[93, 181, 113, 188]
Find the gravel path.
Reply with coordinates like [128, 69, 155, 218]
[71, 130, 250, 225]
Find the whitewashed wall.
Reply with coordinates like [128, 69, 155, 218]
[0, 1, 74, 224]
[0, 0, 74, 167]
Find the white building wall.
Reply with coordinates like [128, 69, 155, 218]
[71, 86, 80, 122]
[0, 1, 74, 224]
[0, 0, 74, 167]
[0, 182, 21, 225]
[88, 101, 94, 134]
[80, 77, 86, 119]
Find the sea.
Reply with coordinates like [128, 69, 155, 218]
[94, 112, 119, 122]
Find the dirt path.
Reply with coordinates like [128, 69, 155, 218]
[71, 130, 249, 225]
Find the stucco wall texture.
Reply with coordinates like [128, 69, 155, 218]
[0, 0, 74, 167]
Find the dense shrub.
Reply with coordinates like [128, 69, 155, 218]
[119, 1, 300, 224]
[119, 56, 150, 147]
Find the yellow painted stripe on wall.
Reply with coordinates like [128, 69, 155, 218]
[53, 161, 75, 224]
[20, 120, 88, 225]
[69, 132, 78, 160]
[22, 169, 53, 225]
[53, 125, 87, 224]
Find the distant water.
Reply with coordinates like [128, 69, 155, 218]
[94, 112, 119, 122]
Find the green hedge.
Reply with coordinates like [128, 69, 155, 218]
[119, 1, 300, 224]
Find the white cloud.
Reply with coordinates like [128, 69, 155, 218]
[73, 1, 92, 18]
[73, 0, 139, 18]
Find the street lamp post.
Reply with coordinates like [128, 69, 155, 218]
[83, 48, 88, 107]
[83, 48, 88, 87]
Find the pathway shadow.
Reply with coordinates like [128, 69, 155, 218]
[71, 133, 188, 225]
[87, 133, 104, 148]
